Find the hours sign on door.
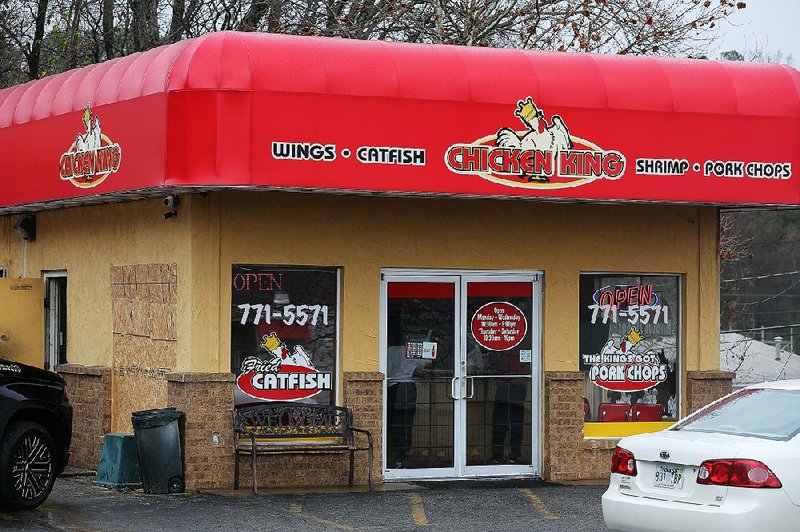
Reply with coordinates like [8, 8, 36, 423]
[470, 302, 527, 351]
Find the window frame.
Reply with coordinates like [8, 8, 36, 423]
[230, 264, 341, 407]
[579, 272, 683, 439]
[43, 270, 68, 370]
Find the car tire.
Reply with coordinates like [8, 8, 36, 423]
[0, 421, 57, 511]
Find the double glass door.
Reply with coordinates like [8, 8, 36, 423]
[382, 271, 541, 479]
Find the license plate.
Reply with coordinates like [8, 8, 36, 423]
[654, 465, 684, 489]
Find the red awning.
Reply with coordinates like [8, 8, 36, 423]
[1, 31, 799, 213]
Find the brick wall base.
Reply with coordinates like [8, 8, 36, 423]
[52, 366, 383, 490]
[166, 372, 236, 491]
[164, 370, 383, 491]
[686, 370, 735, 414]
[57, 364, 732, 485]
[55, 364, 112, 470]
[343, 371, 383, 486]
[544, 371, 617, 481]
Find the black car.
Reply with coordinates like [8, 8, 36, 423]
[0, 359, 72, 510]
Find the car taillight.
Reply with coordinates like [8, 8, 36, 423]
[697, 459, 782, 488]
[611, 446, 637, 476]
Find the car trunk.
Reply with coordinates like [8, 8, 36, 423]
[619, 430, 750, 506]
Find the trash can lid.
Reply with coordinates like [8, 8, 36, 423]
[131, 407, 177, 418]
[131, 408, 184, 430]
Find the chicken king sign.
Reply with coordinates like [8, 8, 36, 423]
[59, 104, 122, 189]
[445, 97, 625, 189]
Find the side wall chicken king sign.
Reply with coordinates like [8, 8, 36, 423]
[59, 104, 122, 188]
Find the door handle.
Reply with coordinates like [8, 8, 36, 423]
[450, 377, 459, 400]
[465, 377, 475, 399]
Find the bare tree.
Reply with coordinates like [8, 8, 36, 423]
[29, 0, 49, 76]
[0, 0, 51, 79]
[165, 0, 185, 42]
[0, 0, 747, 88]
[102, 0, 115, 56]
[130, 0, 158, 50]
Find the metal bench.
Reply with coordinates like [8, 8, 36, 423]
[233, 402, 374, 494]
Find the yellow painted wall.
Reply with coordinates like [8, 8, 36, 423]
[0, 191, 721, 389]
[0, 200, 193, 369]
[0, 218, 22, 277]
[210, 191, 720, 380]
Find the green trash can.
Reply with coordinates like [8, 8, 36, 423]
[131, 407, 185, 494]
[95, 434, 142, 489]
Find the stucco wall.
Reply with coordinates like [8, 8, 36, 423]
[0, 191, 720, 406]
[0, 199, 192, 369]
[212, 191, 720, 385]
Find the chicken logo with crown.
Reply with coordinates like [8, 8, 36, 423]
[236, 332, 331, 402]
[259, 332, 315, 369]
[601, 326, 644, 356]
[59, 103, 122, 188]
[77, 104, 102, 153]
[496, 97, 572, 182]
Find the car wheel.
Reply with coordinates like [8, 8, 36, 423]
[0, 421, 57, 511]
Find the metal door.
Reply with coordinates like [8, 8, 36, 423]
[382, 275, 460, 480]
[0, 278, 45, 368]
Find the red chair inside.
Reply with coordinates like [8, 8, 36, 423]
[633, 404, 665, 421]
[598, 403, 629, 422]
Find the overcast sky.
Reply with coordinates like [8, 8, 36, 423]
[712, 1, 800, 65]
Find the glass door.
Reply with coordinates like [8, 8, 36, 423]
[460, 277, 538, 476]
[382, 271, 541, 480]
[383, 276, 459, 479]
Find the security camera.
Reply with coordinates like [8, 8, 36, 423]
[162, 195, 180, 208]
[13, 215, 36, 241]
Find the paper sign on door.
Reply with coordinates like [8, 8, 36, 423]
[406, 341, 438, 360]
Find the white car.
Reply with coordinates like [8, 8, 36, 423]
[602, 380, 800, 532]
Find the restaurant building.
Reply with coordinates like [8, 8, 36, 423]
[0, 31, 798, 490]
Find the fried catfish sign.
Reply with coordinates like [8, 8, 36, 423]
[237, 333, 333, 401]
[445, 97, 625, 188]
[59, 104, 122, 188]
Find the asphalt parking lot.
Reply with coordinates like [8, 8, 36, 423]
[1, 476, 608, 531]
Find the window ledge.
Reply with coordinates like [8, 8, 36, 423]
[583, 421, 673, 439]
[581, 438, 619, 450]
